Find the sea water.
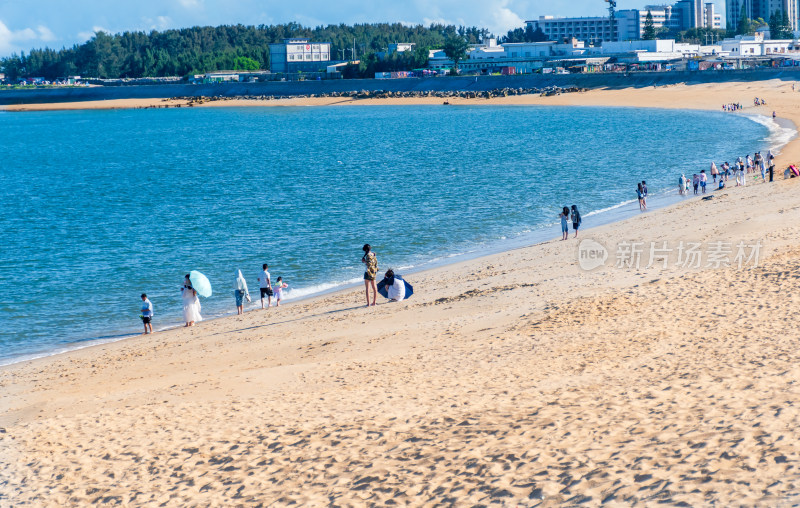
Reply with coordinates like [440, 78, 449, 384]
[0, 105, 786, 365]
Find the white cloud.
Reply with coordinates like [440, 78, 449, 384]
[142, 16, 172, 30]
[177, 0, 203, 9]
[77, 25, 111, 41]
[37, 25, 57, 41]
[0, 19, 57, 55]
[485, 0, 526, 34]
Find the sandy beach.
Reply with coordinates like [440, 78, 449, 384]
[4, 80, 800, 505]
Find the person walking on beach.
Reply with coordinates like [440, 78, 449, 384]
[746, 155, 754, 174]
[641, 181, 648, 207]
[181, 274, 202, 327]
[559, 206, 570, 240]
[234, 269, 249, 315]
[362, 244, 378, 307]
[273, 277, 288, 307]
[723, 162, 730, 182]
[258, 264, 273, 309]
[679, 174, 686, 195]
[736, 160, 745, 186]
[699, 170, 708, 194]
[769, 153, 775, 182]
[570, 205, 582, 238]
[710, 161, 718, 183]
[758, 153, 767, 182]
[140, 293, 153, 334]
[692, 174, 700, 195]
[637, 183, 647, 210]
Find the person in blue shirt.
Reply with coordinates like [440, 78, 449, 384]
[140, 293, 153, 334]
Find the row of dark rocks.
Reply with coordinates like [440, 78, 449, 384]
[160, 86, 586, 106]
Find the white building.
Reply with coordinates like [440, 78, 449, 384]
[527, 15, 615, 44]
[529, 0, 721, 43]
[269, 38, 332, 73]
[720, 32, 800, 56]
[388, 43, 415, 53]
[430, 39, 600, 73]
[594, 39, 714, 60]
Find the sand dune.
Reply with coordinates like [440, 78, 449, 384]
[3, 80, 800, 506]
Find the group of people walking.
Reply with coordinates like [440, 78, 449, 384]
[558, 205, 582, 240]
[677, 150, 776, 198]
[139, 245, 411, 333]
[722, 103, 743, 112]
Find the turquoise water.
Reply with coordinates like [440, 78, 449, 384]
[0, 105, 776, 364]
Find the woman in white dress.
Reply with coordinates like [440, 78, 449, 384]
[181, 274, 202, 326]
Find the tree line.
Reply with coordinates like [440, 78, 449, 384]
[0, 22, 491, 80]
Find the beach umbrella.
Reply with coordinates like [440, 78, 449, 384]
[189, 270, 212, 297]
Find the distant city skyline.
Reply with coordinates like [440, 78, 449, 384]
[0, 0, 726, 57]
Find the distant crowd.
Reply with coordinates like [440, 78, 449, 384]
[722, 97, 769, 112]
[678, 151, 776, 198]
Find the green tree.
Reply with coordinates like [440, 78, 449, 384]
[643, 10, 656, 40]
[780, 9, 792, 39]
[769, 10, 779, 38]
[530, 26, 548, 42]
[0, 22, 494, 80]
[443, 34, 469, 72]
[233, 56, 259, 70]
[737, 4, 750, 35]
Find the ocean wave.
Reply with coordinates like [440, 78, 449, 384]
[583, 198, 639, 218]
[281, 278, 362, 301]
[746, 114, 797, 154]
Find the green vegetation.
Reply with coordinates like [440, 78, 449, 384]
[0, 22, 489, 80]
[443, 35, 469, 72]
[769, 10, 793, 39]
[643, 11, 656, 40]
[500, 25, 548, 43]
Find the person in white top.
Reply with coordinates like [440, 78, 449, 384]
[140, 293, 153, 334]
[234, 269, 250, 315]
[384, 269, 406, 302]
[257, 263, 273, 309]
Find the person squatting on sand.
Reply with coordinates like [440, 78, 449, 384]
[362, 244, 378, 307]
[181, 274, 202, 327]
[382, 269, 406, 302]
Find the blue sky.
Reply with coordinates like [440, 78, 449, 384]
[0, 0, 725, 57]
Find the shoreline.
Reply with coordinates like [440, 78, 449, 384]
[0, 91, 794, 367]
[0, 182, 703, 368]
[5, 79, 800, 505]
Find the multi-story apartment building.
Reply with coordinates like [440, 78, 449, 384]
[727, 0, 798, 31]
[528, 0, 722, 43]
